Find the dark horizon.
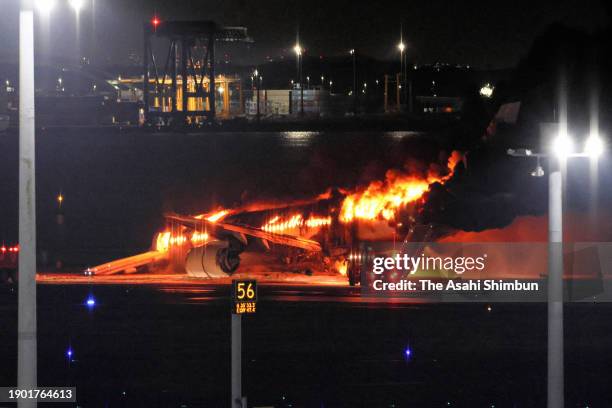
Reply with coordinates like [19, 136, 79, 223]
[0, 0, 610, 68]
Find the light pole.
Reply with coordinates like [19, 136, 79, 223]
[69, 0, 83, 77]
[293, 43, 303, 116]
[507, 127, 603, 408]
[397, 40, 405, 109]
[19, 1, 37, 407]
[349, 49, 356, 113]
[255, 74, 260, 121]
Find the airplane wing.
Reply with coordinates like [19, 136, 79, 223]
[164, 212, 322, 252]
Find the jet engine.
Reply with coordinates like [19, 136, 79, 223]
[185, 239, 243, 278]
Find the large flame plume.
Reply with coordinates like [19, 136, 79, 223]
[339, 151, 462, 222]
[153, 151, 462, 248]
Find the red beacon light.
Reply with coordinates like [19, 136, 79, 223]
[151, 16, 161, 28]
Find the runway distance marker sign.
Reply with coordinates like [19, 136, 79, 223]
[232, 279, 257, 314]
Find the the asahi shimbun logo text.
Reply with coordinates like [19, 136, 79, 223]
[372, 253, 487, 275]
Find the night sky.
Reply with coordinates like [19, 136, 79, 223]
[0, 0, 609, 68]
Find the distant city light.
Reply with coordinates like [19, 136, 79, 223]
[479, 83, 494, 98]
[398, 42, 406, 52]
[404, 346, 412, 359]
[36, 0, 56, 13]
[349, 48, 355, 55]
[57, 193, 64, 206]
[68, 0, 84, 12]
[585, 133, 604, 158]
[217, 85, 225, 94]
[66, 348, 73, 359]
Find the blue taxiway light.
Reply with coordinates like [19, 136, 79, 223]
[86, 296, 96, 308]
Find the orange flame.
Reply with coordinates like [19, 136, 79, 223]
[194, 209, 232, 223]
[191, 231, 210, 245]
[334, 259, 348, 276]
[155, 230, 210, 252]
[205, 210, 230, 222]
[339, 151, 461, 223]
[262, 214, 332, 234]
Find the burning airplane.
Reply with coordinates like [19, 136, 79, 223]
[87, 151, 462, 284]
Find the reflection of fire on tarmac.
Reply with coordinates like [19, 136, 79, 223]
[78, 152, 462, 285]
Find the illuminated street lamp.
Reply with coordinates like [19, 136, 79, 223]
[508, 126, 604, 408]
[293, 43, 303, 56]
[36, 0, 56, 13]
[585, 132, 604, 158]
[294, 42, 304, 115]
[68, 0, 83, 12]
[479, 83, 494, 98]
[349, 49, 357, 112]
[397, 30, 407, 108]
[552, 131, 574, 158]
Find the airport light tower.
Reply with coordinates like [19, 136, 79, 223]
[19, 0, 37, 407]
[508, 126, 604, 408]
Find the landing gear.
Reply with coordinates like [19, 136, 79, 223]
[346, 242, 369, 286]
[216, 237, 244, 274]
[348, 264, 359, 286]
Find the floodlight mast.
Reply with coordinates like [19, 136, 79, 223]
[507, 130, 603, 408]
[18, 0, 38, 407]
